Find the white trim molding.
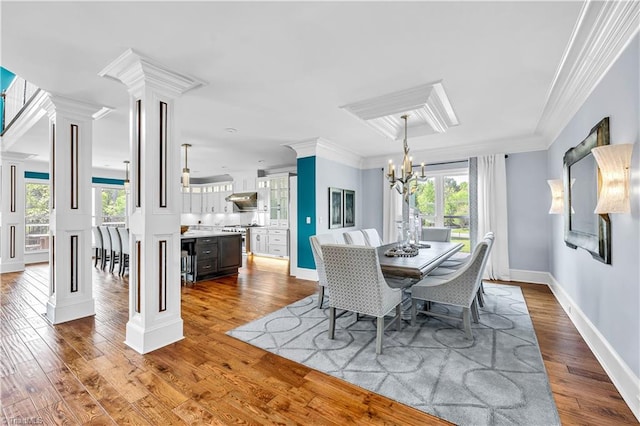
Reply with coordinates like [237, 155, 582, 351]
[295, 267, 318, 282]
[509, 269, 552, 285]
[548, 274, 640, 422]
[537, 0, 640, 145]
[286, 138, 364, 169]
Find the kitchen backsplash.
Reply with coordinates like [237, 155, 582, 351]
[181, 211, 268, 227]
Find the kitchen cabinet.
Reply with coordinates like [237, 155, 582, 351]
[269, 174, 289, 228]
[267, 228, 288, 257]
[205, 182, 233, 213]
[250, 228, 268, 254]
[182, 233, 242, 281]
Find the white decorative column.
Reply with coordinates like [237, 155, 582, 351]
[43, 94, 102, 324]
[0, 152, 30, 273]
[99, 49, 204, 354]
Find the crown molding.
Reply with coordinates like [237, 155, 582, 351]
[42, 93, 107, 121]
[98, 48, 207, 98]
[536, 0, 640, 145]
[285, 137, 364, 169]
[341, 81, 459, 141]
[362, 133, 547, 169]
[0, 90, 49, 152]
[0, 152, 36, 162]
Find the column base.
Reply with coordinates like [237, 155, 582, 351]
[46, 298, 95, 324]
[125, 318, 184, 354]
[0, 261, 25, 273]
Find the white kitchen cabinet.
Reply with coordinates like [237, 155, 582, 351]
[269, 174, 289, 227]
[250, 228, 268, 254]
[267, 228, 288, 257]
[182, 187, 192, 213]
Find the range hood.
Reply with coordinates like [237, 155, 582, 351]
[225, 192, 258, 212]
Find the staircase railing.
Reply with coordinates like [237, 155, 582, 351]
[1, 75, 40, 135]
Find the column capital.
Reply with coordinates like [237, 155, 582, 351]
[42, 93, 110, 121]
[99, 48, 206, 98]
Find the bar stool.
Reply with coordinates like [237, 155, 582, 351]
[181, 250, 191, 285]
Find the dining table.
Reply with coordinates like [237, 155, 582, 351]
[377, 241, 464, 282]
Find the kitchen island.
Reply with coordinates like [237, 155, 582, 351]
[181, 231, 242, 281]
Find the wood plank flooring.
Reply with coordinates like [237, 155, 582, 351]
[1, 258, 637, 425]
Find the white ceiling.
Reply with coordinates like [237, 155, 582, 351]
[1, 1, 584, 178]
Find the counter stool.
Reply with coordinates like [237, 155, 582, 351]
[181, 250, 191, 285]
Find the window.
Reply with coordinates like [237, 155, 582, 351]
[25, 182, 50, 252]
[99, 188, 126, 225]
[414, 168, 470, 252]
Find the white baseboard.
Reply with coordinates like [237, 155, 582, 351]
[509, 269, 552, 285]
[548, 274, 640, 422]
[296, 267, 318, 282]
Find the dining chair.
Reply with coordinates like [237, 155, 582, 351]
[362, 228, 383, 247]
[98, 226, 112, 270]
[107, 226, 122, 274]
[321, 244, 402, 355]
[343, 230, 367, 245]
[117, 227, 130, 276]
[410, 239, 491, 339]
[92, 226, 104, 268]
[421, 227, 451, 242]
[309, 233, 339, 308]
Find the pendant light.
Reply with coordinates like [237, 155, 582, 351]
[181, 143, 191, 188]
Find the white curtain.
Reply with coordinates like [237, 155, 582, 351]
[382, 178, 402, 244]
[477, 154, 511, 280]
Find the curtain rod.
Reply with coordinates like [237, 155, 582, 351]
[379, 155, 509, 170]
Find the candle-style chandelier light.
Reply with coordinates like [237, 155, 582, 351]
[386, 114, 426, 202]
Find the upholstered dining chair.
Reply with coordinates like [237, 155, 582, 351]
[98, 226, 112, 271]
[107, 226, 122, 274]
[321, 244, 402, 355]
[117, 227, 130, 276]
[421, 227, 451, 242]
[92, 226, 104, 268]
[362, 228, 383, 247]
[410, 239, 491, 340]
[309, 233, 339, 308]
[343, 230, 367, 245]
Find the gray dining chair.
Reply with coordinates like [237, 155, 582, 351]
[309, 233, 340, 308]
[343, 230, 367, 245]
[321, 244, 402, 355]
[107, 226, 122, 274]
[92, 226, 104, 268]
[98, 226, 112, 270]
[117, 227, 130, 276]
[421, 227, 451, 242]
[362, 228, 383, 247]
[410, 239, 491, 339]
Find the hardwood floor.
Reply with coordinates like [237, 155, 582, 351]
[1, 258, 636, 425]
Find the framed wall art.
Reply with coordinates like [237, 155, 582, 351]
[329, 187, 343, 229]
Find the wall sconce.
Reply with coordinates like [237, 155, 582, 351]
[123, 160, 130, 192]
[592, 143, 634, 213]
[181, 143, 191, 188]
[547, 178, 575, 214]
[547, 179, 564, 214]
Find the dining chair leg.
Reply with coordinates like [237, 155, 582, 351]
[471, 298, 480, 323]
[328, 307, 336, 339]
[396, 304, 402, 331]
[376, 316, 384, 355]
[101, 250, 107, 270]
[462, 307, 473, 340]
[317, 286, 324, 309]
[94, 248, 99, 267]
[476, 287, 485, 307]
[410, 299, 417, 326]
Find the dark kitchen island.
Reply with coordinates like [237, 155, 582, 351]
[181, 231, 242, 281]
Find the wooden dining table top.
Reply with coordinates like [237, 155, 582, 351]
[377, 241, 463, 280]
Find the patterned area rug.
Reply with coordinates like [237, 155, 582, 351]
[227, 283, 560, 425]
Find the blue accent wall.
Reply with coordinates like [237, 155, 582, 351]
[297, 156, 316, 269]
[24, 171, 124, 186]
[25, 171, 49, 180]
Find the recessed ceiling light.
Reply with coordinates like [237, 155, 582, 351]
[225, 127, 237, 133]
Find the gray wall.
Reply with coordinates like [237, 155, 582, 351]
[315, 156, 364, 239]
[505, 151, 550, 272]
[361, 168, 384, 233]
[547, 35, 639, 377]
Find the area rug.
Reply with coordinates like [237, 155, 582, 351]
[227, 283, 560, 425]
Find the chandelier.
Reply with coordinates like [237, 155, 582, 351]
[386, 114, 426, 202]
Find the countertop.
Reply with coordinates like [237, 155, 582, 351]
[181, 231, 242, 239]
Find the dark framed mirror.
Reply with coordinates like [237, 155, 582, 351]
[563, 117, 611, 264]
